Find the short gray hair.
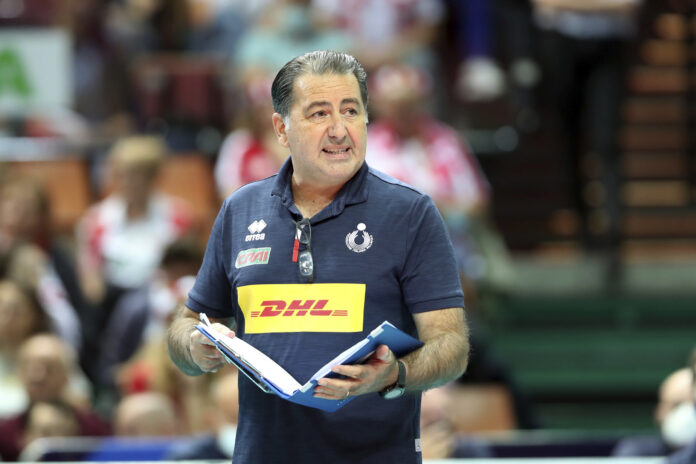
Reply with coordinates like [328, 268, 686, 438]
[271, 50, 369, 119]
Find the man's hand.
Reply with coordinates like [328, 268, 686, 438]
[313, 345, 399, 400]
[189, 322, 235, 373]
[168, 305, 236, 376]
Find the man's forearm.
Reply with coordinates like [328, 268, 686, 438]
[402, 310, 470, 392]
[167, 305, 205, 376]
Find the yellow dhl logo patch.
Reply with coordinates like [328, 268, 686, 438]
[237, 283, 365, 333]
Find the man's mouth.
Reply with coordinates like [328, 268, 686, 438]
[323, 147, 350, 154]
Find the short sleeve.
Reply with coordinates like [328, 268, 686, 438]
[186, 200, 233, 318]
[400, 195, 465, 313]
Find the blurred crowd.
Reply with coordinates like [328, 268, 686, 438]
[1, 0, 695, 461]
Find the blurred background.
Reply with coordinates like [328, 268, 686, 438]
[1, 0, 695, 462]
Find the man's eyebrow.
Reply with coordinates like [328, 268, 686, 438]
[303, 98, 362, 112]
[304, 101, 330, 112]
[341, 98, 361, 107]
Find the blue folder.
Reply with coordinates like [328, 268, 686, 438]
[195, 317, 423, 413]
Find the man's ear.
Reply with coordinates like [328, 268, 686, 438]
[272, 113, 289, 148]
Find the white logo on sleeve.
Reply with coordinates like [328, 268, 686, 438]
[246, 219, 267, 241]
[345, 223, 373, 253]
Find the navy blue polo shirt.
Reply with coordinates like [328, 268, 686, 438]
[187, 158, 464, 464]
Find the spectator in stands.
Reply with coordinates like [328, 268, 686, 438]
[76, 134, 194, 315]
[19, 399, 81, 458]
[451, 0, 507, 103]
[114, 238, 203, 346]
[94, 238, 202, 410]
[0, 280, 50, 418]
[666, 347, 696, 464]
[118, 334, 215, 436]
[115, 271, 214, 436]
[420, 384, 493, 459]
[16, 335, 93, 412]
[105, 0, 191, 56]
[366, 63, 513, 295]
[0, 334, 109, 461]
[0, 177, 87, 353]
[167, 370, 240, 460]
[214, 73, 290, 198]
[312, 0, 443, 74]
[0, 178, 48, 254]
[60, 0, 133, 138]
[531, 0, 643, 286]
[76, 136, 194, 385]
[114, 392, 179, 437]
[107, 0, 268, 58]
[234, 0, 351, 77]
[186, 0, 266, 59]
[613, 367, 695, 456]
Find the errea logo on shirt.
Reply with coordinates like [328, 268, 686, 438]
[246, 219, 267, 241]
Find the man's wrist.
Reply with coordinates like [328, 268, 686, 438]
[380, 359, 407, 399]
[385, 359, 400, 389]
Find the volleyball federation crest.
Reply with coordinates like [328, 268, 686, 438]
[345, 223, 373, 253]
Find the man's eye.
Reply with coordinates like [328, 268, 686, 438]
[344, 108, 358, 116]
[312, 111, 327, 118]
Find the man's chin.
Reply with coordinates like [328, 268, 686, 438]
[324, 162, 361, 183]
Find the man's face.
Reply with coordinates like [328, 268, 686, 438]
[0, 282, 38, 344]
[655, 368, 693, 425]
[113, 165, 155, 205]
[273, 73, 367, 189]
[18, 338, 69, 402]
[0, 185, 42, 237]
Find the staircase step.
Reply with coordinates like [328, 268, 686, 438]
[622, 238, 696, 260]
[619, 125, 686, 151]
[622, 211, 696, 238]
[654, 13, 688, 41]
[622, 97, 685, 124]
[621, 151, 687, 179]
[641, 39, 689, 66]
[627, 67, 687, 93]
[621, 180, 691, 207]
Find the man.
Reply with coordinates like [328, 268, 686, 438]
[114, 392, 179, 437]
[167, 50, 469, 463]
[166, 370, 239, 460]
[531, 0, 643, 288]
[76, 135, 194, 305]
[612, 367, 695, 456]
[0, 334, 110, 461]
[19, 400, 81, 458]
[667, 348, 696, 464]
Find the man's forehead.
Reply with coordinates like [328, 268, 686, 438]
[23, 352, 63, 364]
[661, 368, 693, 399]
[293, 73, 362, 106]
[21, 343, 66, 362]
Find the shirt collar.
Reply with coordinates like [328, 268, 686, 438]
[271, 156, 369, 219]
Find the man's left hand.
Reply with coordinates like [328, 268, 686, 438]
[313, 345, 399, 400]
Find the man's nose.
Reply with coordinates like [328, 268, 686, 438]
[328, 115, 347, 140]
[25, 362, 48, 381]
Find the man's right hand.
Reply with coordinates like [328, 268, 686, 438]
[168, 306, 237, 376]
[189, 322, 235, 373]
